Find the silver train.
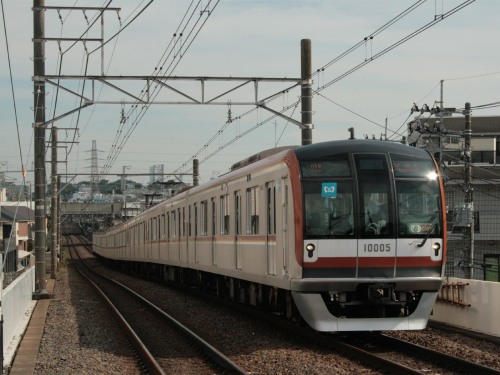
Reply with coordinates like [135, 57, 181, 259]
[93, 139, 447, 331]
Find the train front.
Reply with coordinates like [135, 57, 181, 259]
[289, 140, 446, 331]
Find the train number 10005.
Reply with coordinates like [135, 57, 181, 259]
[363, 243, 391, 253]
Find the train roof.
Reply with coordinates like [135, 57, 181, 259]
[293, 139, 431, 160]
[230, 146, 298, 171]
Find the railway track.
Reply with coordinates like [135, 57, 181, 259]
[336, 332, 500, 375]
[172, 267, 500, 375]
[65, 235, 246, 374]
[66, 235, 500, 374]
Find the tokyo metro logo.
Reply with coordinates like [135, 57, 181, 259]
[321, 182, 337, 198]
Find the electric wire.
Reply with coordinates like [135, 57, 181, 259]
[100, 1, 201, 175]
[171, 0, 476, 175]
[1, 0, 32, 267]
[102, 1, 202, 173]
[316, 92, 389, 134]
[100, 0, 220, 178]
[63, 1, 147, 178]
[318, 0, 477, 92]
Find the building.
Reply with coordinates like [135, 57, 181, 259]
[149, 164, 164, 184]
[0, 205, 35, 272]
[408, 115, 500, 281]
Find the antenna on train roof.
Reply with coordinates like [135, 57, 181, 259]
[348, 127, 355, 140]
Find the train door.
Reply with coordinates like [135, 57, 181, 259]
[354, 154, 396, 278]
[194, 203, 198, 263]
[177, 208, 182, 261]
[281, 177, 289, 276]
[145, 220, 150, 260]
[266, 181, 277, 275]
[160, 213, 165, 260]
[211, 198, 217, 265]
[234, 191, 242, 269]
[153, 216, 158, 260]
[181, 207, 189, 262]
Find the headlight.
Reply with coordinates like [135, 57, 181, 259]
[306, 243, 315, 252]
[432, 242, 441, 256]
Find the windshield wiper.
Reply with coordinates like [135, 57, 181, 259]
[417, 210, 439, 247]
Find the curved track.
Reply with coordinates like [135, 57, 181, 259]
[66, 235, 247, 374]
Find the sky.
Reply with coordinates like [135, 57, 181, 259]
[1, 0, 500, 188]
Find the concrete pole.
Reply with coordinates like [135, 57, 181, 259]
[33, 0, 48, 294]
[463, 102, 474, 279]
[50, 127, 57, 279]
[193, 159, 199, 187]
[57, 175, 61, 267]
[301, 39, 313, 145]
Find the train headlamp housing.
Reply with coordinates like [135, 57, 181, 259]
[306, 243, 315, 258]
[432, 242, 441, 256]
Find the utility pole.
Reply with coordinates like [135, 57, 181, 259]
[50, 127, 58, 279]
[193, 159, 199, 187]
[384, 117, 388, 140]
[33, 0, 48, 295]
[301, 39, 313, 145]
[57, 175, 61, 268]
[121, 166, 131, 219]
[463, 102, 474, 279]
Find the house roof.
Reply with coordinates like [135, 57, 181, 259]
[0, 205, 35, 222]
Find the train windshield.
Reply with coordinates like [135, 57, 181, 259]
[301, 151, 442, 239]
[391, 154, 442, 238]
[302, 156, 354, 238]
[303, 180, 355, 237]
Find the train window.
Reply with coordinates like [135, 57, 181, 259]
[188, 205, 192, 236]
[171, 211, 176, 238]
[246, 187, 259, 235]
[152, 217, 157, 240]
[182, 207, 186, 237]
[234, 191, 242, 235]
[178, 208, 182, 238]
[396, 179, 441, 237]
[201, 201, 208, 236]
[355, 154, 394, 237]
[160, 215, 164, 239]
[390, 153, 437, 178]
[220, 195, 229, 235]
[211, 198, 216, 236]
[303, 180, 354, 238]
[167, 213, 170, 239]
[266, 182, 276, 235]
[194, 203, 198, 236]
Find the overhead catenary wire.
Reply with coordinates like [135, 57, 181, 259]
[44, 0, 477, 182]
[99, 0, 221, 178]
[1, 0, 34, 265]
[170, 0, 477, 175]
[101, 1, 205, 175]
[58, 1, 152, 178]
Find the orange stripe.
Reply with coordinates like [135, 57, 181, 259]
[284, 151, 303, 268]
[396, 257, 442, 267]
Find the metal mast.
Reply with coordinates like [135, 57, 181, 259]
[33, 0, 48, 294]
[90, 140, 99, 199]
[463, 102, 474, 279]
[300, 39, 313, 145]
